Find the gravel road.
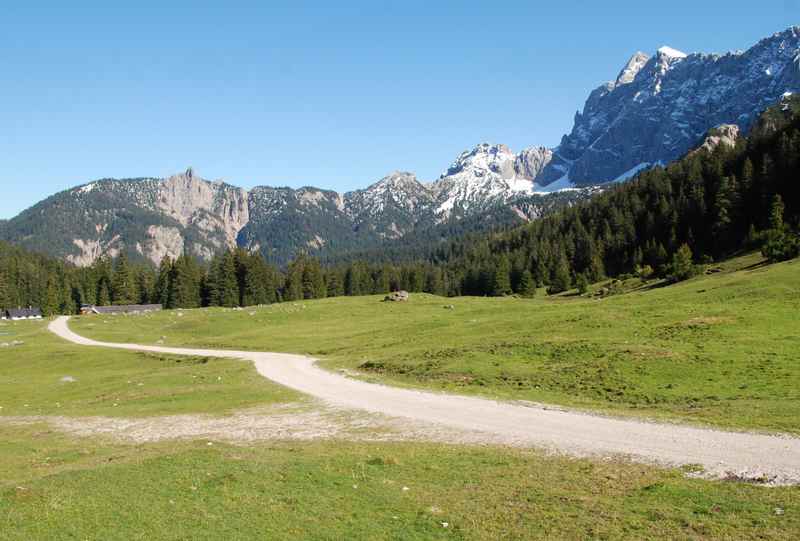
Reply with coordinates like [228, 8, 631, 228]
[49, 316, 800, 484]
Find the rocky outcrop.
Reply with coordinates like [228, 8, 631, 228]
[537, 26, 800, 186]
[432, 143, 540, 219]
[695, 124, 741, 154]
[66, 236, 122, 266]
[136, 225, 185, 265]
[157, 168, 249, 250]
[514, 147, 553, 180]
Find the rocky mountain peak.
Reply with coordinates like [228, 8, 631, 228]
[615, 51, 650, 86]
[369, 171, 422, 191]
[445, 143, 517, 178]
[514, 147, 553, 180]
[656, 46, 688, 60]
[535, 25, 800, 187]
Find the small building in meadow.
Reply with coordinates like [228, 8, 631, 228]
[81, 304, 163, 315]
[5, 307, 43, 320]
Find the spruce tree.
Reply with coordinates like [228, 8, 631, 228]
[325, 270, 344, 297]
[769, 194, 785, 231]
[0, 272, 8, 309]
[548, 251, 572, 295]
[154, 257, 174, 307]
[171, 254, 202, 308]
[301, 258, 325, 299]
[518, 269, 536, 298]
[218, 252, 239, 307]
[669, 244, 697, 282]
[284, 256, 305, 301]
[490, 255, 512, 296]
[111, 252, 136, 305]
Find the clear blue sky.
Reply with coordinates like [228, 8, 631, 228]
[1, 0, 797, 218]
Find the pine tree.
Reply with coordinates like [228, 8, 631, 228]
[490, 255, 512, 296]
[218, 251, 239, 307]
[575, 273, 590, 295]
[43, 275, 61, 316]
[344, 265, 360, 296]
[712, 176, 733, 249]
[548, 251, 572, 294]
[325, 270, 344, 297]
[284, 256, 305, 301]
[136, 268, 155, 304]
[518, 269, 536, 298]
[111, 252, 136, 305]
[669, 244, 697, 282]
[769, 194, 785, 231]
[301, 258, 325, 299]
[0, 272, 8, 309]
[154, 257, 174, 307]
[97, 280, 111, 306]
[171, 254, 202, 308]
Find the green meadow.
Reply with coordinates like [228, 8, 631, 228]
[74, 253, 800, 433]
[0, 321, 299, 418]
[2, 425, 799, 540]
[1, 253, 799, 539]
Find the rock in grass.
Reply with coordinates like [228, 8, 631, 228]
[383, 291, 410, 302]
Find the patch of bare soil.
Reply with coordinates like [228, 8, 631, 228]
[0, 402, 510, 447]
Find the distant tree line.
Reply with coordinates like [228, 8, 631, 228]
[1, 101, 798, 315]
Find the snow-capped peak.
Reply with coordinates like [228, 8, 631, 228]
[431, 143, 542, 219]
[615, 51, 650, 86]
[445, 143, 517, 177]
[369, 171, 419, 190]
[657, 46, 687, 59]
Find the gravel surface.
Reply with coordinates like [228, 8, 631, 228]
[50, 316, 800, 484]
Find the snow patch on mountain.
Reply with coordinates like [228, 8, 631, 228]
[535, 26, 800, 187]
[657, 46, 687, 59]
[432, 143, 553, 218]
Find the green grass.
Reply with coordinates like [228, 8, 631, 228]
[0, 320, 300, 418]
[3, 258, 800, 539]
[72, 253, 800, 433]
[1, 426, 799, 540]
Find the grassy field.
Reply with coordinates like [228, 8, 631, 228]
[2, 425, 799, 540]
[0, 320, 300, 417]
[1, 259, 800, 539]
[73, 253, 800, 433]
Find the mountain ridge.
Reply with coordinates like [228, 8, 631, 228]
[3, 26, 799, 266]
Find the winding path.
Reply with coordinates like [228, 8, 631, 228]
[50, 316, 800, 483]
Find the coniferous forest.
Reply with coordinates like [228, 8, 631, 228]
[2, 100, 798, 315]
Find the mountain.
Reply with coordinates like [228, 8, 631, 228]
[432, 144, 553, 219]
[4, 26, 799, 266]
[1, 157, 585, 266]
[536, 26, 800, 187]
[0, 169, 250, 266]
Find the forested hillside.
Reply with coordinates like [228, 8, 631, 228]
[2, 98, 798, 314]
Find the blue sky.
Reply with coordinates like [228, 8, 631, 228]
[1, 0, 797, 218]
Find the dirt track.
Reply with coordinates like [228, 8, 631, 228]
[49, 316, 800, 484]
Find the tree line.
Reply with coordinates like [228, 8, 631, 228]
[2, 100, 798, 314]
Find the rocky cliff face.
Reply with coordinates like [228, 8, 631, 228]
[537, 26, 800, 186]
[6, 27, 798, 266]
[156, 168, 250, 252]
[431, 143, 552, 219]
[344, 172, 435, 237]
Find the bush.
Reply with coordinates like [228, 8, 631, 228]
[575, 274, 590, 295]
[762, 230, 800, 262]
[668, 244, 701, 283]
[636, 264, 654, 282]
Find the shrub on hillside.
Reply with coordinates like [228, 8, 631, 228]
[668, 244, 702, 283]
